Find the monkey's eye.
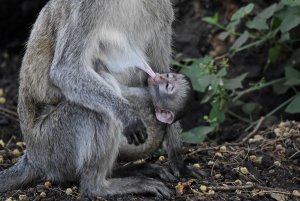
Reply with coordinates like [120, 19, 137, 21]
[166, 82, 175, 93]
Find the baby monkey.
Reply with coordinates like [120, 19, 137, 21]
[116, 72, 195, 179]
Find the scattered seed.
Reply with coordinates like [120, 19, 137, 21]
[246, 181, 253, 185]
[207, 190, 215, 196]
[0, 89, 4, 97]
[274, 128, 282, 137]
[258, 191, 265, 196]
[219, 146, 227, 153]
[0, 155, 4, 164]
[249, 155, 257, 162]
[274, 161, 281, 167]
[12, 149, 21, 157]
[16, 142, 24, 148]
[133, 159, 145, 164]
[158, 156, 166, 162]
[215, 152, 223, 158]
[200, 185, 207, 192]
[278, 122, 285, 128]
[0, 97, 6, 104]
[0, 140, 5, 147]
[208, 161, 214, 166]
[235, 189, 242, 195]
[65, 188, 73, 195]
[192, 163, 201, 169]
[19, 195, 28, 201]
[234, 180, 242, 185]
[44, 181, 52, 188]
[293, 190, 300, 197]
[239, 167, 249, 175]
[214, 173, 221, 179]
[40, 192, 46, 198]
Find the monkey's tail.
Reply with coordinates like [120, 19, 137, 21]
[0, 154, 41, 192]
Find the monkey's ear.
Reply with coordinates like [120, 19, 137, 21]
[155, 109, 175, 124]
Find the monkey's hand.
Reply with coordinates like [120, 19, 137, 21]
[122, 112, 148, 146]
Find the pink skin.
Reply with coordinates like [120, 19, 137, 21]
[148, 73, 167, 85]
[137, 63, 156, 78]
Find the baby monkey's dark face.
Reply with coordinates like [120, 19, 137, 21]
[148, 73, 191, 124]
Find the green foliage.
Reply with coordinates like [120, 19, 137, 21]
[179, 1, 300, 144]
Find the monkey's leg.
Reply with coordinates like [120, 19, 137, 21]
[112, 163, 176, 182]
[71, 106, 172, 199]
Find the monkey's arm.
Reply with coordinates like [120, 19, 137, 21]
[164, 121, 184, 177]
[49, 4, 146, 144]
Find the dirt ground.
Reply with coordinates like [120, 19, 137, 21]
[0, 121, 300, 201]
[0, 0, 300, 201]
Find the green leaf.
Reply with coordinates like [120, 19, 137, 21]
[272, 80, 290, 94]
[180, 57, 216, 93]
[181, 126, 215, 144]
[281, 0, 300, 6]
[230, 31, 250, 52]
[259, 4, 278, 19]
[279, 32, 290, 42]
[231, 3, 255, 21]
[278, 7, 300, 32]
[223, 73, 248, 90]
[197, 75, 213, 92]
[246, 17, 269, 30]
[284, 66, 300, 86]
[218, 31, 230, 40]
[271, 16, 282, 30]
[226, 19, 241, 31]
[217, 68, 227, 77]
[268, 45, 281, 64]
[242, 102, 259, 115]
[286, 48, 300, 67]
[202, 13, 219, 25]
[285, 95, 300, 114]
[210, 103, 226, 125]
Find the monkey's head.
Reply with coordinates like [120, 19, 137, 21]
[148, 73, 192, 124]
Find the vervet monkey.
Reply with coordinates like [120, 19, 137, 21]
[0, 72, 194, 198]
[1, 0, 175, 198]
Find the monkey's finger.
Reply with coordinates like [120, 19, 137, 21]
[141, 129, 148, 141]
[132, 133, 141, 146]
[135, 130, 146, 144]
[126, 133, 134, 144]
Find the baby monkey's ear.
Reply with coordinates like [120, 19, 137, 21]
[155, 108, 175, 124]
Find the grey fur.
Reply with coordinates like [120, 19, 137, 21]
[1, 0, 174, 199]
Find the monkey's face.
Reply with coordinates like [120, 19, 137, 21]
[148, 73, 191, 124]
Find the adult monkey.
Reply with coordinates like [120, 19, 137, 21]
[2, 0, 174, 198]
